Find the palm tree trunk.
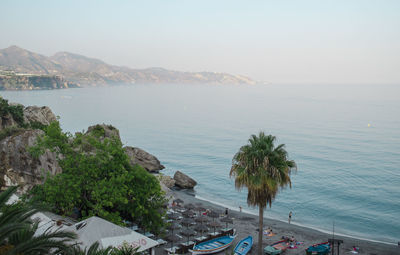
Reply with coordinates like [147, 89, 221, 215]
[258, 206, 264, 255]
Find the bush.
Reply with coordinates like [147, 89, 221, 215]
[0, 97, 24, 126]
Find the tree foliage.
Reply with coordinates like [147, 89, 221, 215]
[29, 122, 167, 233]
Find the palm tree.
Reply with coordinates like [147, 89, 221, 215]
[0, 186, 76, 255]
[230, 132, 296, 255]
[67, 242, 113, 255]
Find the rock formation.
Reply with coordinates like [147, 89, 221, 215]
[86, 124, 121, 141]
[173, 171, 197, 189]
[155, 174, 175, 188]
[124, 146, 165, 173]
[23, 106, 57, 125]
[0, 129, 62, 192]
[0, 112, 18, 131]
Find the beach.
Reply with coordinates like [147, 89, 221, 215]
[156, 189, 399, 255]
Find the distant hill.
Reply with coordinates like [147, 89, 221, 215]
[0, 46, 255, 89]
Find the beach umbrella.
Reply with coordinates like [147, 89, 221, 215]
[194, 224, 209, 236]
[208, 221, 221, 234]
[181, 217, 195, 227]
[182, 209, 196, 218]
[167, 222, 182, 233]
[173, 198, 184, 205]
[184, 203, 195, 210]
[168, 212, 181, 220]
[207, 211, 220, 221]
[195, 215, 209, 224]
[220, 216, 233, 229]
[195, 206, 206, 213]
[165, 233, 182, 248]
[180, 228, 197, 243]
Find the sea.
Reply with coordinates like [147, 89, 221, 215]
[2, 83, 399, 245]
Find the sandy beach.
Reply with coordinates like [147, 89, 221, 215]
[156, 189, 399, 255]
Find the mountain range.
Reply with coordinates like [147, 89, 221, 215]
[0, 46, 255, 89]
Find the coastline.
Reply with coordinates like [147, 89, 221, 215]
[168, 189, 399, 255]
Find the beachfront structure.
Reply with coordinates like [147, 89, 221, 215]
[68, 216, 158, 254]
[31, 211, 76, 236]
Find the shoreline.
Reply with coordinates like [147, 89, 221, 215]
[169, 189, 399, 255]
[196, 194, 397, 247]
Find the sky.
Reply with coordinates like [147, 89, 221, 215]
[1, 0, 399, 84]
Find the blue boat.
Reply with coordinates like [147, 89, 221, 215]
[305, 242, 331, 255]
[189, 234, 236, 254]
[234, 236, 253, 255]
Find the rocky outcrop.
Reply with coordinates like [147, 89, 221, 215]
[156, 174, 175, 188]
[124, 146, 165, 173]
[173, 171, 197, 189]
[86, 124, 120, 141]
[0, 112, 18, 131]
[0, 130, 62, 192]
[23, 106, 57, 126]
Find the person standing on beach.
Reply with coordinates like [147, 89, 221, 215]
[225, 208, 228, 216]
[239, 206, 242, 212]
[288, 211, 292, 224]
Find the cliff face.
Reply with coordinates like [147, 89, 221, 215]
[0, 73, 79, 90]
[0, 104, 61, 192]
[0, 129, 62, 192]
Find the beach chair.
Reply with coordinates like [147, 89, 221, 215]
[156, 238, 167, 246]
[164, 246, 179, 254]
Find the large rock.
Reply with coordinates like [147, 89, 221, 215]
[124, 146, 165, 173]
[86, 124, 120, 141]
[23, 106, 57, 126]
[155, 174, 175, 188]
[173, 171, 197, 189]
[0, 130, 62, 192]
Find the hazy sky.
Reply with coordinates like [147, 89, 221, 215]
[1, 0, 399, 84]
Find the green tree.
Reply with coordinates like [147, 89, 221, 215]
[29, 122, 167, 233]
[230, 132, 296, 255]
[0, 187, 76, 255]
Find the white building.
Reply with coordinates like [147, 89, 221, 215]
[68, 216, 158, 255]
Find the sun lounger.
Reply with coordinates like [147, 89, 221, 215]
[164, 246, 179, 254]
[156, 238, 167, 245]
[144, 231, 154, 238]
[195, 236, 208, 242]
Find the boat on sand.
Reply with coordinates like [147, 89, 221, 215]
[264, 240, 289, 255]
[189, 234, 236, 254]
[305, 242, 331, 255]
[234, 235, 253, 255]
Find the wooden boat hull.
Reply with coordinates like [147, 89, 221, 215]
[234, 236, 253, 255]
[264, 240, 288, 255]
[190, 235, 236, 254]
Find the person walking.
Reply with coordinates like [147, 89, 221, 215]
[288, 211, 292, 224]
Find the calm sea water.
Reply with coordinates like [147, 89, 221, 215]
[2, 84, 400, 244]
